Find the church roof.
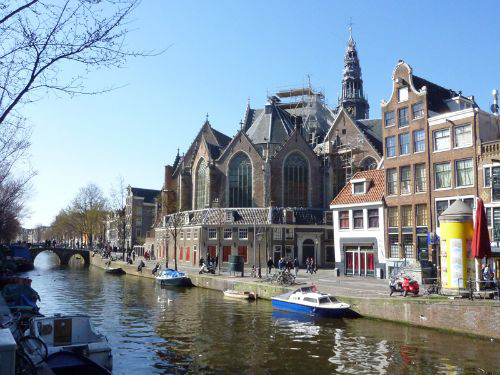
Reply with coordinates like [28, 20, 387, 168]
[355, 119, 383, 156]
[246, 101, 294, 145]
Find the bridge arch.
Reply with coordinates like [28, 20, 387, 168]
[30, 247, 90, 266]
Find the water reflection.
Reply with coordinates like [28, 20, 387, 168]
[20, 256, 500, 374]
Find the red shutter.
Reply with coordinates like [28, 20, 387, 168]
[179, 247, 183, 260]
[186, 247, 190, 261]
[223, 246, 231, 262]
[238, 246, 247, 263]
[208, 246, 216, 257]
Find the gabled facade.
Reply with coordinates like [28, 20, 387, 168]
[330, 170, 385, 278]
[125, 186, 160, 249]
[381, 60, 500, 275]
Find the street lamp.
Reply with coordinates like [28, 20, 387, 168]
[257, 229, 263, 278]
[315, 238, 319, 271]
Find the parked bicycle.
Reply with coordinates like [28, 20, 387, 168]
[0, 313, 48, 375]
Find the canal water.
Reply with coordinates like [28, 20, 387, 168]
[23, 253, 499, 374]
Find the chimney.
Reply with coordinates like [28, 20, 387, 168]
[492, 89, 499, 115]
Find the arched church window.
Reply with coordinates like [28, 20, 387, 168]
[360, 157, 377, 171]
[228, 153, 252, 207]
[195, 159, 208, 209]
[284, 153, 308, 207]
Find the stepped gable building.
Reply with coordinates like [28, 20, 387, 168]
[381, 60, 500, 277]
[156, 31, 383, 270]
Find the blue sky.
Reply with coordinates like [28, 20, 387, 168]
[22, 0, 500, 227]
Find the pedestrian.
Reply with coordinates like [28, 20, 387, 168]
[267, 257, 274, 275]
[293, 258, 299, 277]
[132, 250, 136, 262]
[214, 255, 218, 268]
[305, 258, 310, 274]
[165, 258, 169, 269]
[278, 257, 283, 271]
[310, 258, 316, 274]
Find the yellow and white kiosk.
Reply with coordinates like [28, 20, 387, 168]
[438, 200, 474, 293]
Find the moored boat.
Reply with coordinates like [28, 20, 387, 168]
[272, 286, 350, 317]
[24, 314, 112, 374]
[156, 269, 191, 287]
[105, 267, 125, 275]
[223, 290, 256, 300]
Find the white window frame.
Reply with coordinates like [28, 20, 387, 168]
[353, 182, 365, 194]
[434, 162, 452, 190]
[455, 158, 474, 188]
[435, 196, 475, 228]
[453, 124, 472, 148]
[186, 229, 191, 240]
[413, 129, 425, 153]
[398, 86, 408, 102]
[193, 229, 198, 240]
[179, 230, 184, 240]
[239, 228, 248, 240]
[285, 228, 294, 239]
[208, 228, 217, 240]
[433, 128, 450, 152]
[273, 228, 282, 240]
[223, 228, 232, 240]
[399, 132, 410, 155]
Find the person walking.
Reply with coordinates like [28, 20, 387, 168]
[267, 257, 274, 275]
[310, 258, 316, 274]
[293, 258, 299, 277]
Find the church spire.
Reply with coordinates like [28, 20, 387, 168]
[339, 23, 369, 119]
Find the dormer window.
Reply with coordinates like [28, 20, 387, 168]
[225, 210, 234, 222]
[351, 178, 371, 195]
[398, 86, 408, 102]
[353, 182, 365, 194]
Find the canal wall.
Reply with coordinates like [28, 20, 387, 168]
[90, 256, 500, 340]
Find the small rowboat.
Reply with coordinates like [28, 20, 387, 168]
[223, 290, 256, 300]
[105, 267, 125, 275]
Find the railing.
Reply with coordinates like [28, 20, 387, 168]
[481, 140, 500, 155]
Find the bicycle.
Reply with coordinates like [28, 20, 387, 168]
[423, 281, 441, 296]
[0, 314, 48, 375]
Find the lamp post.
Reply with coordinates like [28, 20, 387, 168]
[257, 229, 263, 278]
[315, 238, 319, 272]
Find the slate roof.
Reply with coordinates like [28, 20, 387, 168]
[355, 119, 383, 156]
[164, 207, 327, 226]
[330, 170, 384, 206]
[413, 75, 458, 114]
[131, 187, 161, 204]
[246, 102, 294, 145]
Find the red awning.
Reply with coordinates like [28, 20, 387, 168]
[472, 198, 492, 258]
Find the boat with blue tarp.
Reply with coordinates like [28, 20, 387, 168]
[272, 286, 350, 317]
[155, 269, 191, 287]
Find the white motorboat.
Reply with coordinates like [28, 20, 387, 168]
[156, 269, 191, 287]
[24, 314, 112, 374]
[272, 286, 350, 317]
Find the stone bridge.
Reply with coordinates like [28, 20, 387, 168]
[30, 247, 90, 266]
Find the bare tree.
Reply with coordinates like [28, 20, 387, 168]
[0, 0, 152, 241]
[166, 212, 183, 271]
[71, 183, 107, 247]
[109, 176, 127, 256]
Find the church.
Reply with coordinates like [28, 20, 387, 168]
[154, 31, 383, 271]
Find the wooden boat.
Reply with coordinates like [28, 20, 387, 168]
[272, 286, 350, 317]
[155, 269, 191, 287]
[25, 314, 112, 374]
[223, 290, 256, 300]
[105, 267, 125, 275]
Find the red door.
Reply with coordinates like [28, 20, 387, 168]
[186, 247, 190, 261]
[208, 246, 216, 257]
[238, 246, 247, 263]
[223, 246, 231, 262]
[179, 247, 183, 261]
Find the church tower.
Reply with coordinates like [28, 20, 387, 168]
[339, 26, 369, 120]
